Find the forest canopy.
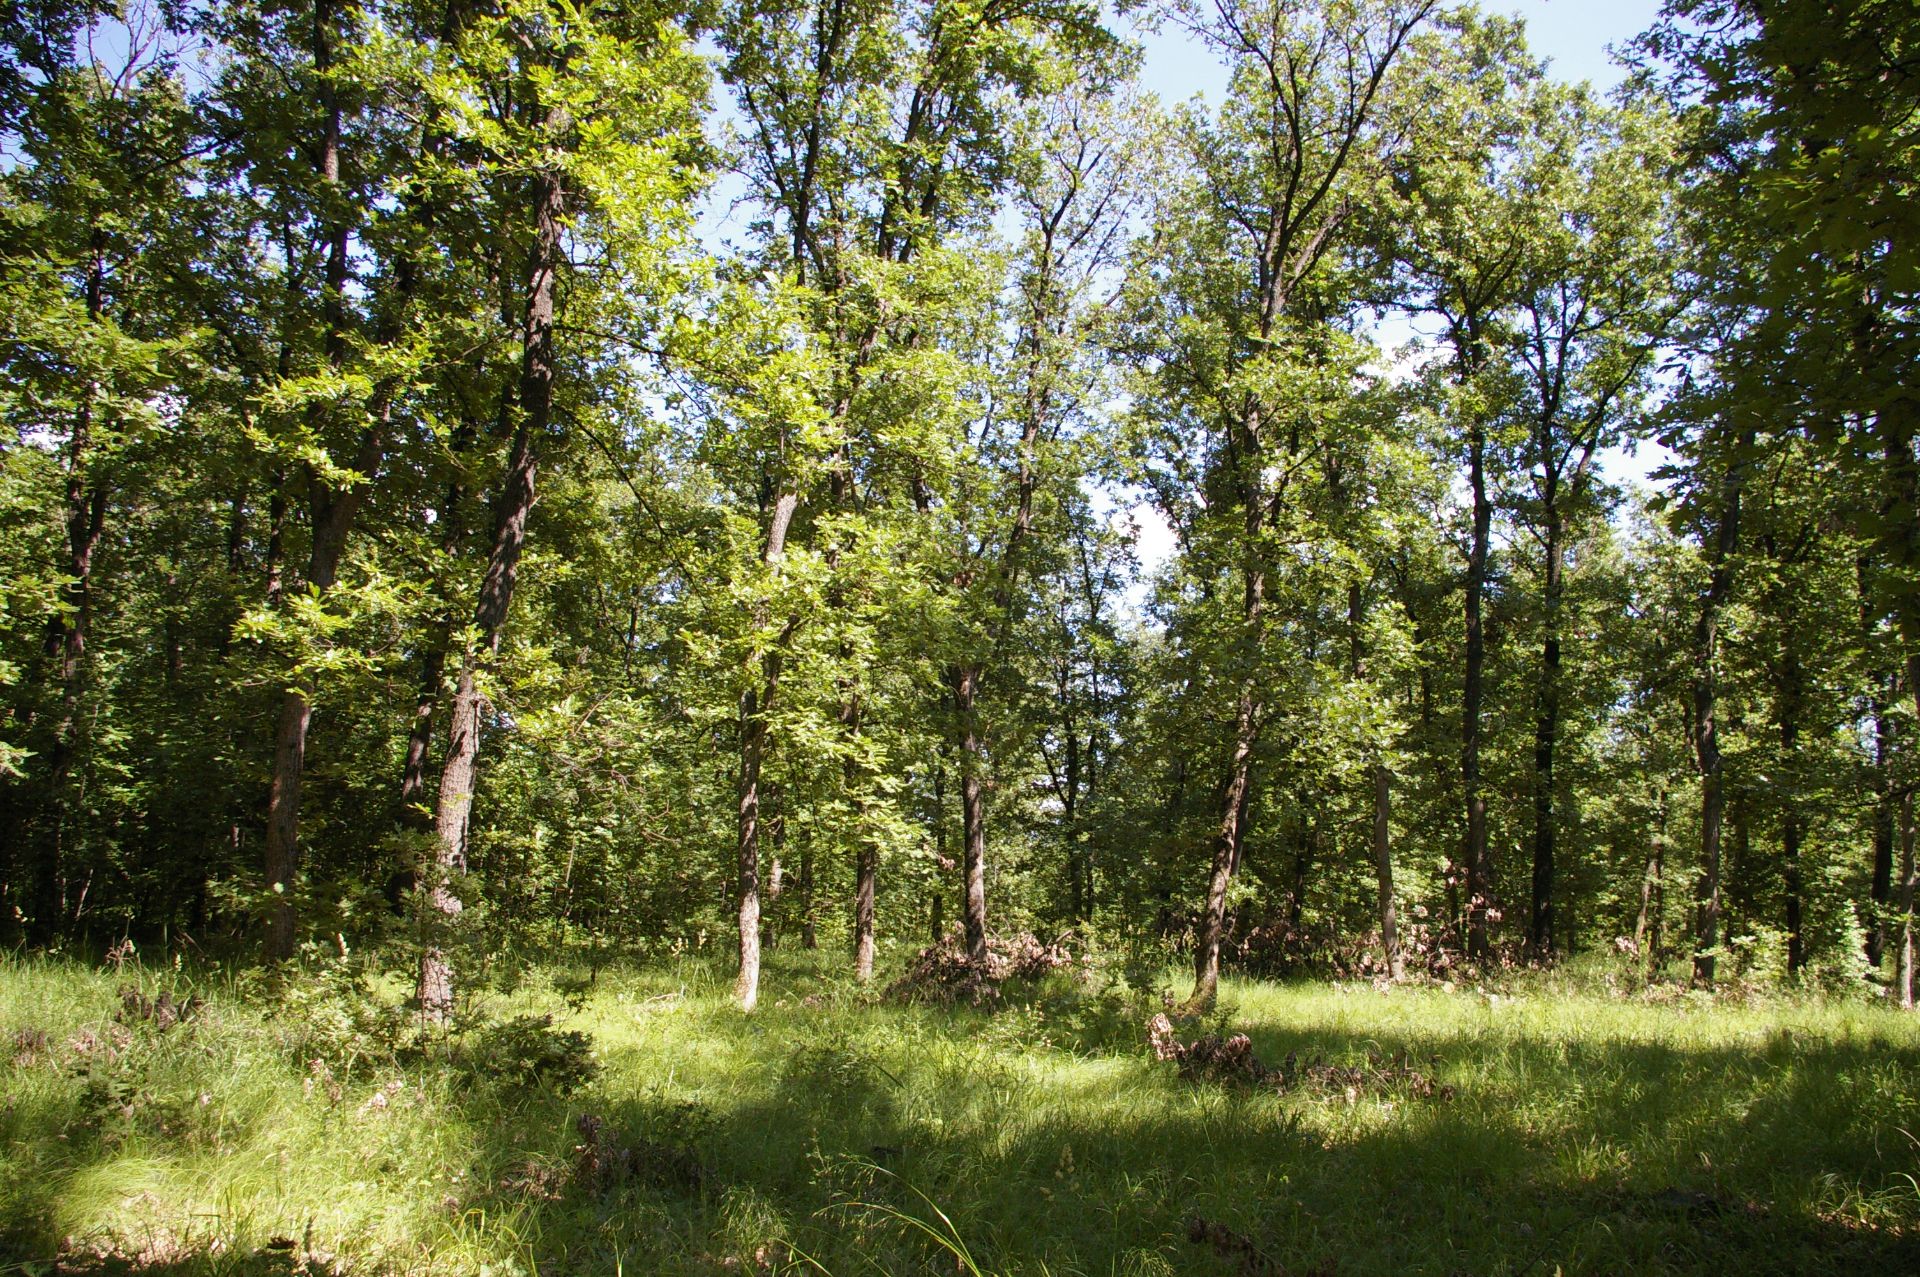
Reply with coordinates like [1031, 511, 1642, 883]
[1, 0, 1916, 1016]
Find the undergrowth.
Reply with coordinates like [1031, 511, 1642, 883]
[2, 946, 1917, 1275]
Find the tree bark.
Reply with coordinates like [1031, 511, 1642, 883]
[1063, 701, 1084, 921]
[1462, 414, 1493, 959]
[1529, 505, 1564, 958]
[417, 153, 563, 1018]
[799, 840, 817, 950]
[1287, 801, 1318, 936]
[262, 0, 378, 961]
[28, 241, 108, 947]
[1780, 655, 1805, 976]
[951, 665, 989, 964]
[733, 488, 799, 1012]
[1191, 682, 1258, 1008]
[734, 686, 768, 1010]
[1869, 682, 1896, 970]
[1634, 788, 1667, 970]
[1896, 783, 1916, 1009]
[853, 843, 876, 980]
[1374, 762, 1400, 979]
[1689, 431, 1749, 988]
[1349, 582, 1400, 978]
[399, 645, 446, 827]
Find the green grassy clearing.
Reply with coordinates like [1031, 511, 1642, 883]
[3, 950, 1917, 1276]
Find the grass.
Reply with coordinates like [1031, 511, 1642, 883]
[3, 946, 1918, 1275]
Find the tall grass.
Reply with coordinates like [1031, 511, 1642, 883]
[3, 947, 1917, 1275]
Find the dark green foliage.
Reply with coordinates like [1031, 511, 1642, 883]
[462, 1013, 598, 1094]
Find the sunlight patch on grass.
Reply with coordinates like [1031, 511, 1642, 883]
[3, 951, 1917, 1274]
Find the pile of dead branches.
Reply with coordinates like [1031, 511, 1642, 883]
[887, 932, 1076, 1005]
[1148, 1014, 1454, 1100]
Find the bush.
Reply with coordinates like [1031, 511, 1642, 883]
[461, 1013, 598, 1093]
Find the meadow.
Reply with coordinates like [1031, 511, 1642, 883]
[3, 948, 1917, 1276]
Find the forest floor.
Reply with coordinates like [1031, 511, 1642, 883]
[3, 948, 1918, 1277]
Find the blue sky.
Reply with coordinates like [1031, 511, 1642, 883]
[1112, 1, 1677, 579]
[1136, 1, 1668, 103]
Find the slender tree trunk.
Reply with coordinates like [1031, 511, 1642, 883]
[1690, 432, 1749, 988]
[799, 841, 817, 950]
[1634, 788, 1667, 968]
[1081, 724, 1100, 915]
[733, 488, 799, 1012]
[932, 754, 949, 942]
[29, 242, 108, 947]
[932, 378, 1045, 964]
[840, 692, 876, 981]
[399, 646, 446, 826]
[853, 843, 876, 980]
[951, 665, 989, 964]
[262, 0, 373, 961]
[263, 460, 380, 959]
[1374, 762, 1400, 979]
[1873, 408, 1920, 1002]
[1691, 663, 1727, 989]
[1781, 665, 1805, 977]
[1896, 785, 1916, 1009]
[1191, 393, 1269, 1010]
[1462, 417, 1493, 959]
[1530, 506, 1564, 958]
[1870, 684, 1896, 970]
[398, 427, 476, 835]
[1064, 709, 1083, 921]
[764, 788, 784, 952]
[1287, 802, 1318, 936]
[734, 688, 769, 1010]
[1191, 681, 1258, 1008]
[1350, 582, 1399, 978]
[417, 156, 562, 1017]
[1725, 791, 1751, 943]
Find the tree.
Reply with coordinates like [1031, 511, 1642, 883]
[1126, 0, 1440, 1009]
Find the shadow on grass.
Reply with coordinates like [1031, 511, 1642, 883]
[7, 953, 1920, 1276]
[422, 959, 1920, 1276]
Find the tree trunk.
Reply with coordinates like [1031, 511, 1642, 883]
[398, 426, 475, 836]
[1634, 788, 1667, 971]
[796, 837, 817, 950]
[951, 665, 989, 964]
[1191, 416, 1269, 1010]
[1529, 506, 1564, 958]
[1287, 801, 1318, 936]
[734, 688, 768, 1010]
[1896, 785, 1916, 1009]
[853, 843, 876, 980]
[1191, 683, 1257, 1009]
[1781, 664, 1805, 976]
[1689, 432, 1749, 989]
[263, 423, 383, 961]
[1873, 408, 1920, 1002]
[1350, 582, 1399, 978]
[1725, 790, 1751, 943]
[262, 0, 375, 961]
[1374, 762, 1400, 980]
[29, 242, 108, 947]
[764, 789, 785, 952]
[733, 488, 799, 1012]
[1462, 417, 1493, 959]
[1063, 706, 1083, 921]
[399, 645, 446, 827]
[417, 155, 562, 1017]
[1869, 683, 1896, 971]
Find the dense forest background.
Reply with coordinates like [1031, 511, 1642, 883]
[2, 0, 1915, 1013]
